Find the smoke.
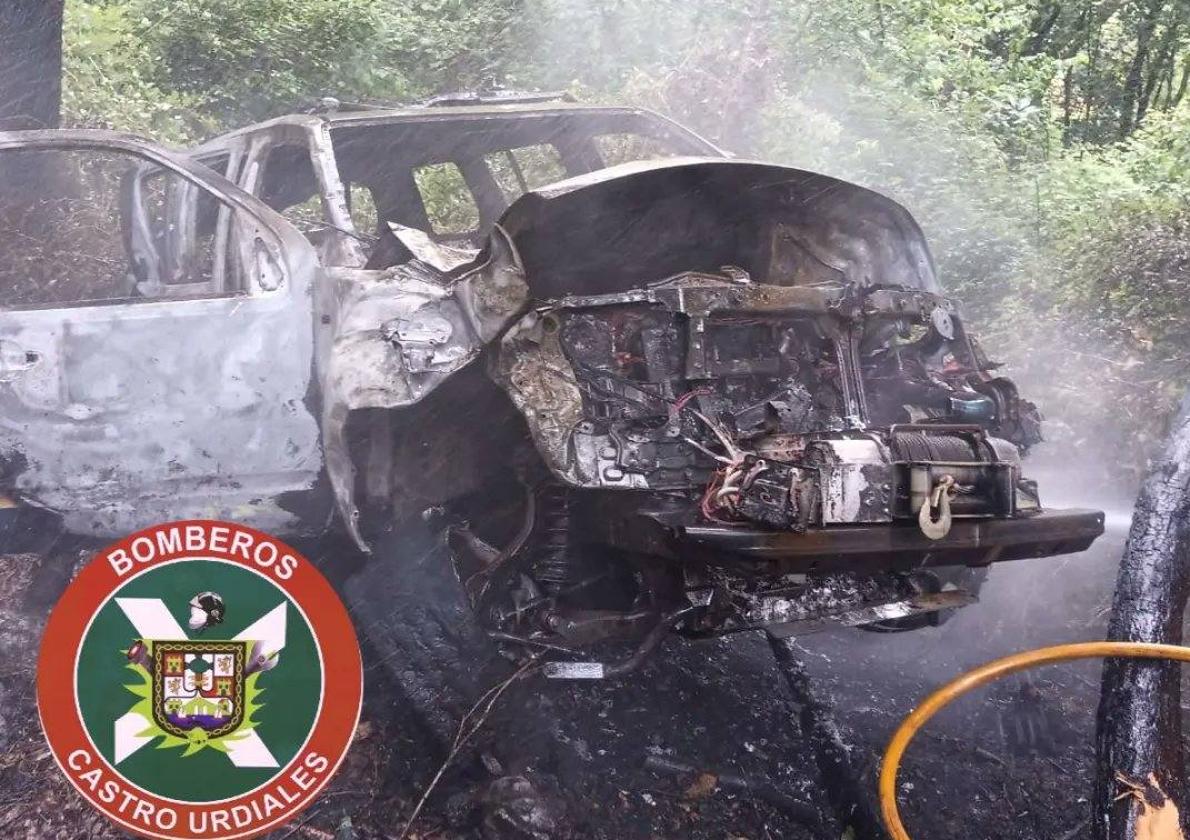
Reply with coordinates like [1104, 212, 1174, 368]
[753, 71, 1169, 497]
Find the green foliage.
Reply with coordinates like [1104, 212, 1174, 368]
[414, 162, 481, 235]
[375, 0, 522, 95]
[130, 0, 391, 124]
[64, 0, 522, 132]
[129, 0, 521, 124]
[537, 0, 1189, 479]
[62, 2, 202, 141]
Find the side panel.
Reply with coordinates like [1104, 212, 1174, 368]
[0, 295, 321, 537]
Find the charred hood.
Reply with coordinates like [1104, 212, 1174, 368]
[497, 158, 940, 299]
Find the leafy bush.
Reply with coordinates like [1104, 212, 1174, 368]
[130, 0, 392, 124]
[63, 2, 203, 142]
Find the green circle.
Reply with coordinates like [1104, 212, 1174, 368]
[76, 560, 322, 802]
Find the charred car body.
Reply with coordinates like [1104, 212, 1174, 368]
[0, 98, 1102, 724]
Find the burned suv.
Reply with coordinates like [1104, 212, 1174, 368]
[0, 96, 1102, 734]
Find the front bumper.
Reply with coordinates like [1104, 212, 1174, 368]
[598, 506, 1105, 575]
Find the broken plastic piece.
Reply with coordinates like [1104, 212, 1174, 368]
[543, 661, 605, 680]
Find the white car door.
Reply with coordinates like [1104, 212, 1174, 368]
[0, 132, 327, 538]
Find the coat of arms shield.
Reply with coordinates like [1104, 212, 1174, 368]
[151, 640, 249, 739]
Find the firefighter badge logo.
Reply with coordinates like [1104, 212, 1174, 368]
[37, 522, 363, 840]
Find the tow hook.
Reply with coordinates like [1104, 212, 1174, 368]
[918, 474, 957, 540]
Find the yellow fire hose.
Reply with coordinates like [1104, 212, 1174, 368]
[879, 641, 1190, 840]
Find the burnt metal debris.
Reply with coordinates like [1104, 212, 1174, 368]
[0, 101, 1105, 687]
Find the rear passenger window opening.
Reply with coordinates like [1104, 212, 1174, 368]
[486, 144, 568, 201]
[413, 162, 481, 239]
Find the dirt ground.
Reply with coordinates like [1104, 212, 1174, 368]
[0, 458, 1168, 840]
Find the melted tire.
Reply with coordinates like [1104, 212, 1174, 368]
[343, 521, 502, 747]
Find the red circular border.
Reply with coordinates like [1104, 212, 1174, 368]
[37, 521, 363, 840]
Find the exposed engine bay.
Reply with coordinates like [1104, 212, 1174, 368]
[497, 275, 1035, 533]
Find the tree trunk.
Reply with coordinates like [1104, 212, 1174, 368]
[1118, 0, 1164, 138]
[1062, 65, 1075, 144]
[1085, 22, 1101, 132]
[1138, 23, 1180, 124]
[0, 0, 65, 131]
[1023, 3, 1063, 56]
[1170, 57, 1190, 109]
[1094, 394, 1190, 839]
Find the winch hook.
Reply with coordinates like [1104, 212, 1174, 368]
[918, 474, 956, 540]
